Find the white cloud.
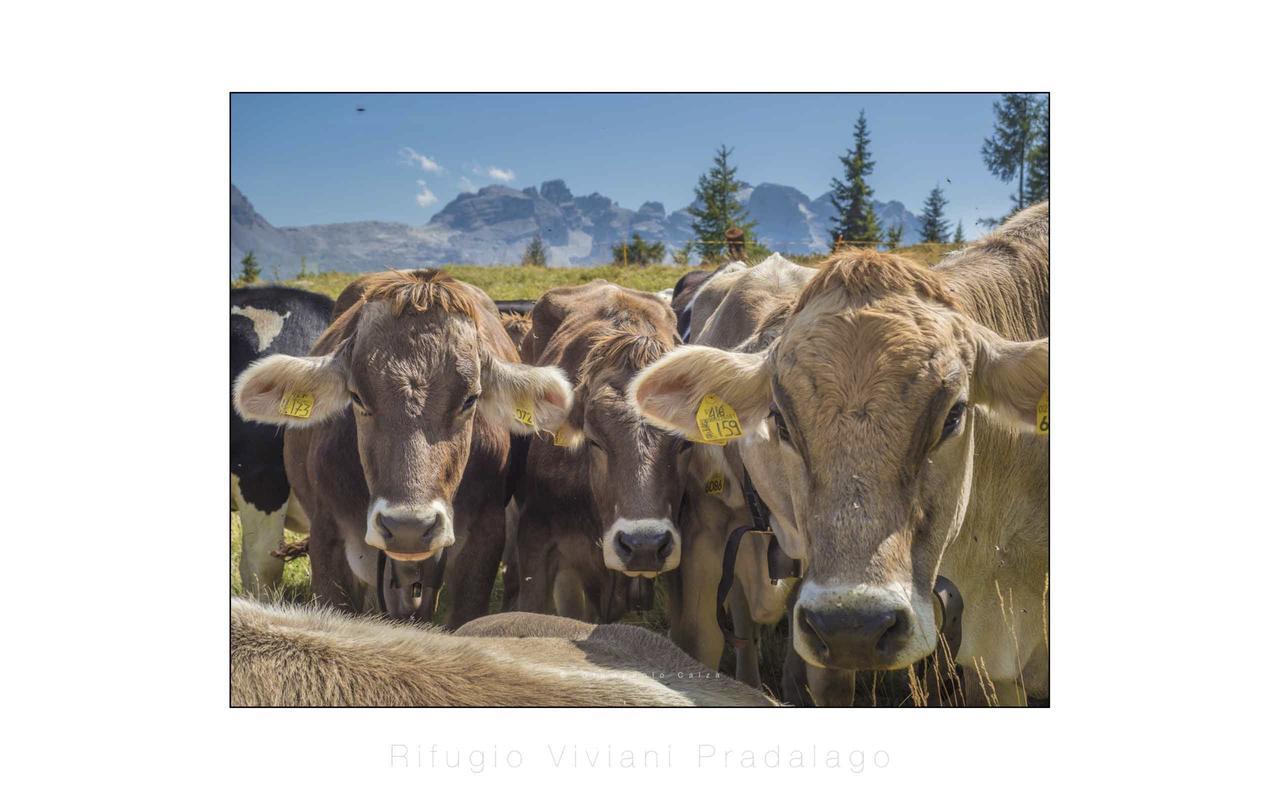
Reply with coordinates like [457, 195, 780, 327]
[458, 177, 478, 193]
[400, 146, 443, 173]
[486, 166, 515, 182]
[415, 180, 438, 207]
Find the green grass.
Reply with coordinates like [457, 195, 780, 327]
[234, 246, 957, 301]
[230, 513, 313, 602]
[242, 264, 692, 301]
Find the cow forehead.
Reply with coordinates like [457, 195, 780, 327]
[353, 305, 478, 357]
[773, 295, 971, 430]
[351, 308, 480, 385]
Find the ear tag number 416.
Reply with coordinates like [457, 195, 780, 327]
[696, 394, 743, 445]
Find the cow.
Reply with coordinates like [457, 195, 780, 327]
[499, 311, 533, 351]
[630, 205, 1050, 705]
[233, 269, 573, 626]
[670, 268, 714, 341]
[651, 255, 862, 704]
[231, 286, 334, 596]
[513, 280, 688, 621]
[232, 598, 775, 706]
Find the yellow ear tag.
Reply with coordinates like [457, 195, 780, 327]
[1036, 390, 1048, 435]
[513, 400, 535, 429]
[280, 391, 315, 419]
[695, 393, 743, 445]
[553, 426, 569, 447]
[704, 472, 727, 497]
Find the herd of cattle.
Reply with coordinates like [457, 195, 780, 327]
[230, 202, 1049, 707]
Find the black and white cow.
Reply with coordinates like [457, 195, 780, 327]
[231, 286, 334, 595]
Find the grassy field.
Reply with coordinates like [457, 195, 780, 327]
[235, 244, 958, 300]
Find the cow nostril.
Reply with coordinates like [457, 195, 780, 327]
[614, 535, 633, 558]
[375, 513, 392, 539]
[798, 607, 831, 654]
[656, 532, 674, 560]
[875, 609, 909, 653]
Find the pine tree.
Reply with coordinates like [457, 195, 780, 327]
[952, 220, 965, 244]
[689, 145, 757, 263]
[521, 233, 547, 267]
[828, 110, 881, 249]
[982, 93, 1045, 213]
[919, 187, 951, 243]
[672, 241, 693, 266]
[296, 255, 312, 279]
[238, 250, 261, 284]
[612, 234, 666, 267]
[884, 223, 905, 250]
[1025, 96, 1049, 205]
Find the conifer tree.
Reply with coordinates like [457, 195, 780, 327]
[522, 233, 547, 266]
[689, 145, 756, 263]
[1025, 96, 1050, 205]
[919, 186, 951, 243]
[238, 250, 260, 284]
[885, 223, 904, 250]
[829, 110, 881, 248]
[982, 93, 1043, 213]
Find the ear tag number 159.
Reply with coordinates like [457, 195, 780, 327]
[696, 394, 743, 445]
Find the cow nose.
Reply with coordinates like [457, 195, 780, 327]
[375, 510, 448, 553]
[613, 528, 675, 573]
[795, 601, 911, 669]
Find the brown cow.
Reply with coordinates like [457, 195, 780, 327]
[513, 280, 688, 621]
[632, 206, 1049, 705]
[232, 598, 775, 706]
[234, 269, 572, 626]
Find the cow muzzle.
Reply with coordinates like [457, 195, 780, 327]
[792, 582, 928, 671]
[365, 499, 455, 560]
[602, 519, 680, 576]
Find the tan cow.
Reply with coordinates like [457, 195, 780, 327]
[658, 254, 858, 704]
[514, 280, 688, 620]
[232, 598, 775, 706]
[632, 206, 1049, 705]
[234, 270, 572, 626]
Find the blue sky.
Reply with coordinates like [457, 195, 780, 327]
[232, 93, 1027, 231]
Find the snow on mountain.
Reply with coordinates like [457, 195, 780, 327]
[231, 180, 921, 277]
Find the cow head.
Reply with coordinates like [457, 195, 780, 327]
[234, 270, 571, 561]
[558, 330, 689, 576]
[631, 251, 1047, 671]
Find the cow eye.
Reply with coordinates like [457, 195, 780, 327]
[940, 401, 966, 441]
[769, 406, 792, 445]
[350, 390, 370, 415]
[461, 393, 479, 412]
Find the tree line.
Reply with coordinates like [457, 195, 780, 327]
[666, 92, 1048, 265]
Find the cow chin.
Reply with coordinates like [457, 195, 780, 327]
[601, 517, 681, 577]
[384, 550, 436, 563]
[791, 580, 938, 671]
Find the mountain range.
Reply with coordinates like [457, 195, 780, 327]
[231, 181, 923, 277]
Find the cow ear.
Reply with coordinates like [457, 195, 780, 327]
[479, 355, 573, 435]
[541, 382, 588, 450]
[234, 353, 350, 427]
[628, 345, 772, 440]
[972, 326, 1048, 433]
